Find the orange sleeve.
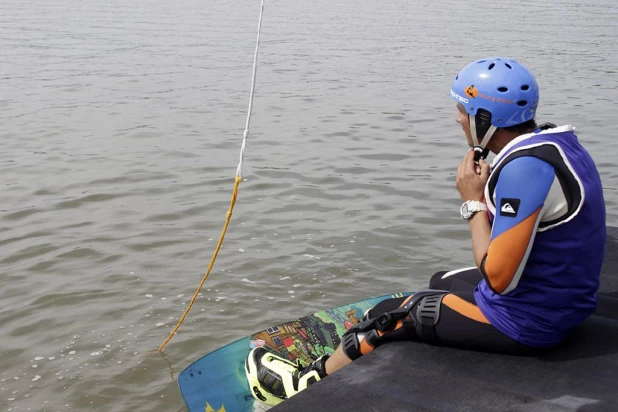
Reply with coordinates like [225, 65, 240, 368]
[482, 208, 541, 294]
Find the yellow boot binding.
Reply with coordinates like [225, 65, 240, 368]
[245, 347, 329, 406]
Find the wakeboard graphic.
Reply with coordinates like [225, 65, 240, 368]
[178, 292, 412, 412]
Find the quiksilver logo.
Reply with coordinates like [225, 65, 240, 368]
[501, 203, 516, 214]
[499, 198, 520, 217]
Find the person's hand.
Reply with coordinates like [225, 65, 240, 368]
[456, 150, 490, 202]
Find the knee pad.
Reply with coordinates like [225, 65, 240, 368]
[342, 290, 447, 358]
[371, 289, 447, 343]
[413, 292, 446, 343]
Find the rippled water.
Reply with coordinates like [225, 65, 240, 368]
[2, 0, 617, 410]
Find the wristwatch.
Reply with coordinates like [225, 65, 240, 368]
[460, 200, 487, 220]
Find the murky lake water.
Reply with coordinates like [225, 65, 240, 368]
[1, 0, 617, 410]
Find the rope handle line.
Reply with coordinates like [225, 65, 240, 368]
[158, 0, 266, 352]
[158, 176, 241, 352]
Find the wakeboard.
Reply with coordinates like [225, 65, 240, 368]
[178, 292, 412, 412]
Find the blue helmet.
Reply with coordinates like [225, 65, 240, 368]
[450, 57, 539, 128]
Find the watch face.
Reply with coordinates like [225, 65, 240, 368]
[461, 203, 470, 218]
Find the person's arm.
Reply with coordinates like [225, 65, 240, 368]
[456, 150, 492, 266]
[480, 156, 554, 294]
[468, 210, 492, 267]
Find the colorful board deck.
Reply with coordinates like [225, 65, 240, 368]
[178, 292, 412, 412]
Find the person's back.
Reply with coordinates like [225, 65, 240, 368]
[475, 125, 606, 347]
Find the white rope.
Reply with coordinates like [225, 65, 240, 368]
[236, 0, 266, 179]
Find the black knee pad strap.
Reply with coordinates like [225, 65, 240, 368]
[341, 332, 363, 360]
[415, 293, 445, 343]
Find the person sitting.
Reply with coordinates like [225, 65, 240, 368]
[245, 57, 607, 406]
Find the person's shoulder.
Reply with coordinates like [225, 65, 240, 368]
[502, 156, 553, 171]
[499, 156, 554, 184]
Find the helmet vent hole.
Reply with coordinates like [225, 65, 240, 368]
[497, 86, 509, 93]
[505, 63, 512, 69]
[455, 75, 459, 80]
[517, 100, 528, 107]
[478, 60, 486, 63]
[488, 63, 495, 70]
[521, 84, 530, 91]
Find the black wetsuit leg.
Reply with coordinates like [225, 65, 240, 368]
[360, 269, 536, 355]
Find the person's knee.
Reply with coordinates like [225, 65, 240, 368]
[413, 291, 447, 343]
[343, 290, 449, 360]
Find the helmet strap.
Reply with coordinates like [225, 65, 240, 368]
[469, 109, 497, 159]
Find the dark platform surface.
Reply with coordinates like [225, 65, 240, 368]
[275, 226, 618, 412]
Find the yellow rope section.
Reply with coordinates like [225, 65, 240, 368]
[158, 175, 241, 352]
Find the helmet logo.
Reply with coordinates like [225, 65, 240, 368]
[450, 89, 469, 104]
[465, 85, 478, 98]
[463, 85, 516, 105]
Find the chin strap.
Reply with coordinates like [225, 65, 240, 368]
[472, 146, 487, 163]
[469, 114, 496, 160]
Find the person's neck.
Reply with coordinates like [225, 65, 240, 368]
[486, 128, 536, 154]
